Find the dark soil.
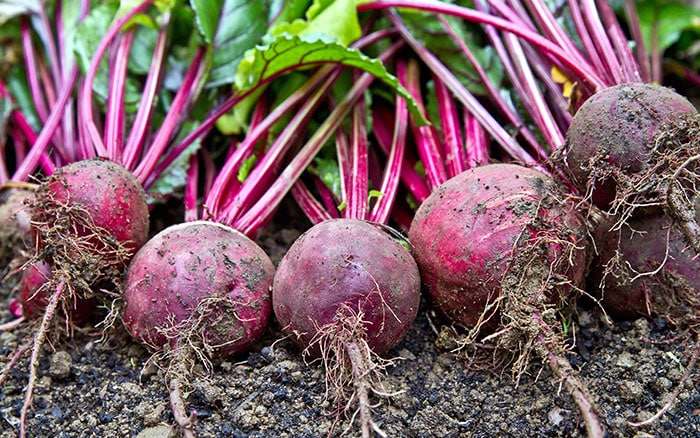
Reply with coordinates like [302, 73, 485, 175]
[1, 198, 699, 437]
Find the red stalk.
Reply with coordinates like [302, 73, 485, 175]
[403, 59, 448, 190]
[104, 30, 135, 162]
[79, 0, 154, 158]
[387, 11, 540, 169]
[432, 72, 466, 178]
[621, 0, 652, 82]
[37, 2, 63, 88]
[369, 70, 408, 224]
[11, 66, 78, 181]
[372, 106, 431, 204]
[335, 125, 351, 211]
[235, 42, 405, 236]
[215, 69, 342, 226]
[291, 182, 334, 224]
[122, 12, 170, 170]
[464, 112, 489, 168]
[184, 154, 199, 222]
[133, 46, 207, 184]
[348, 86, 370, 220]
[436, 14, 542, 157]
[358, 0, 606, 91]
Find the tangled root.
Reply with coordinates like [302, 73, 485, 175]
[588, 114, 700, 252]
[30, 177, 135, 293]
[448, 229, 605, 438]
[304, 304, 401, 438]
[134, 295, 260, 437]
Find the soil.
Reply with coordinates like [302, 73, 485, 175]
[1, 198, 699, 438]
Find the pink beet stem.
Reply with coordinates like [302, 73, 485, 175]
[122, 12, 170, 170]
[369, 70, 409, 224]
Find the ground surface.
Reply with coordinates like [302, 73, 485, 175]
[1, 199, 699, 438]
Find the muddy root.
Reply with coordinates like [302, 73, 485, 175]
[305, 304, 400, 438]
[166, 345, 197, 438]
[19, 279, 66, 438]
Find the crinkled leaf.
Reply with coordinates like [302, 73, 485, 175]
[310, 155, 342, 200]
[189, 0, 223, 44]
[127, 24, 160, 75]
[1, 95, 13, 141]
[268, 0, 312, 27]
[0, 20, 21, 82]
[73, 3, 118, 84]
[7, 66, 40, 130]
[271, 0, 361, 46]
[235, 33, 428, 124]
[190, 0, 269, 88]
[59, 0, 82, 73]
[215, 71, 308, 135]
[73, 2, 147, 111]
[215, 85, 265, 135]
[213, 0, 362, 129]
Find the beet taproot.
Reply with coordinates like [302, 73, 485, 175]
[409, 163, 603, 437]
[565, 83, 700, 254]
[591, 213, 700, 322]
[122, 220, 274, 438]
[274, 218, 420, 356]
[273, 218, 420, 437]
[123, 221, 273, 356]
[409, 163, 587, 328]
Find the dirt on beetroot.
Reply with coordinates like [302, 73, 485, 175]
[1, 197, 699, 437]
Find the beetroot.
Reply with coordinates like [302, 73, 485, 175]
[19, 158, 149, 320]
[408, 163, 603, 437]
[591, 213, 700, 322]
[273, 218, 420, 436]
[121, 221, 274, 438]
[565, 83, 699, 249]
[123, 221, 274, 356]
[274, 219, 420, 355]
[409, 163, 587, 328]
[566, 84, 696, 202]
[32, 159, 150, 264]
[265, 60, 422, 436]
[12, 158, 148, 330]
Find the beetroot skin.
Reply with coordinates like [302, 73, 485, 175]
[33, 158, 149, 255]
[409, 163, 587, 328]
[273, 218, 421, 356]
[14, 261, 96, 324]
[16, 262, 53, 320]
[408, 164, 604, 437]
[591, 214, 700, 320]
[565, 83, 697, 208]
[123, 221, 274, 357]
